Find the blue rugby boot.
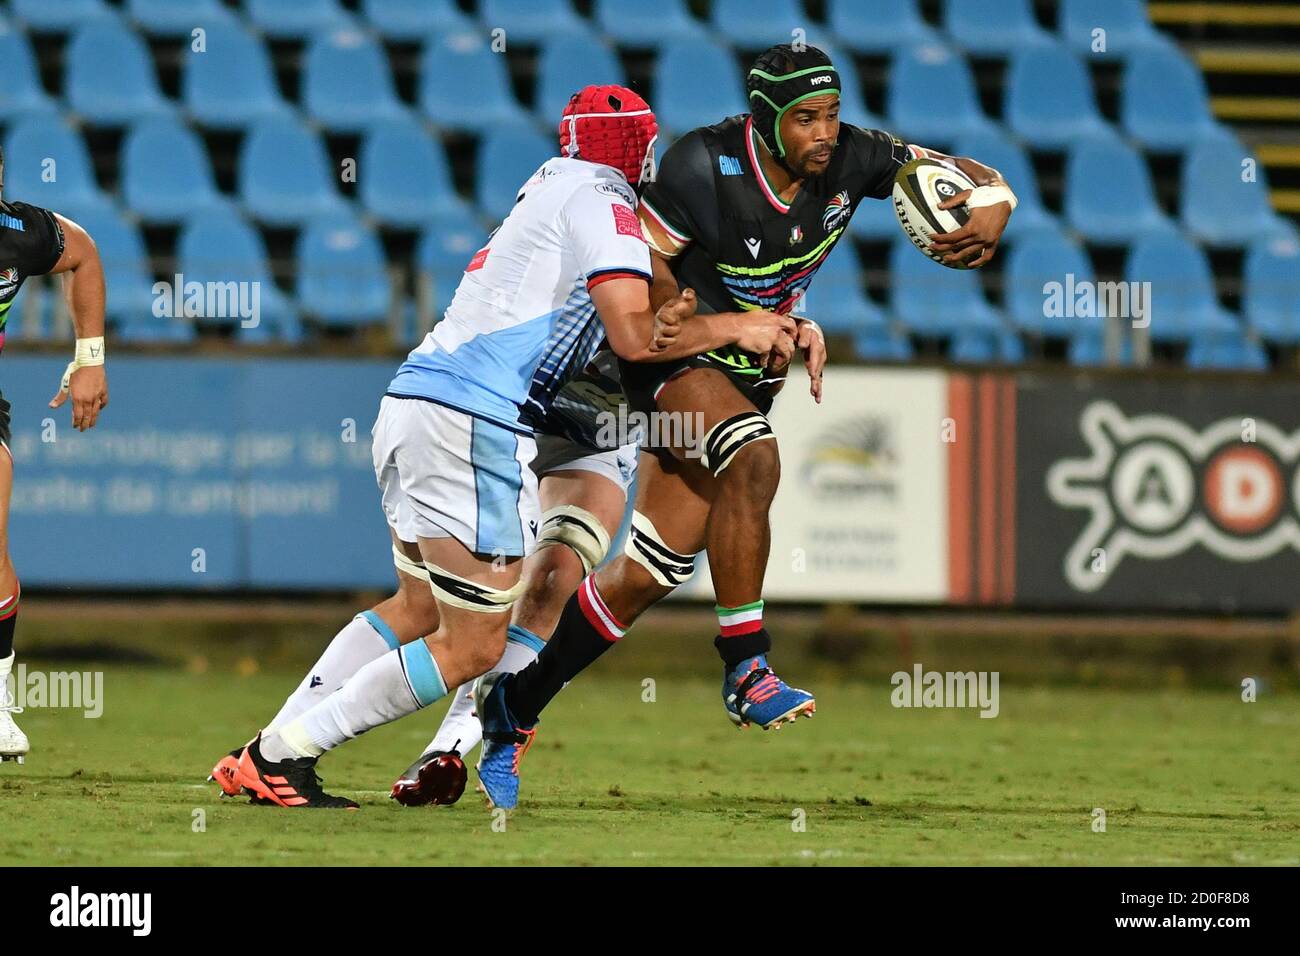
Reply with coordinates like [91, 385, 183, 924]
[723, 655, 816, 730]
[473, 672, 536, 810]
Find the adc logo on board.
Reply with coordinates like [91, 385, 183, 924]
[1047, 401, 1297, 591]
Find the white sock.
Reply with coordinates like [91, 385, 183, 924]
[423, 624, 544, 758]
[263, 640, 448, 762]
[264, 612, 398, 734]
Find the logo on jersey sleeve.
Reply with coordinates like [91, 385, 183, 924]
[822, 191, 852, 232]
[0, 267, 19, 299]
[611, 203, 641, 238]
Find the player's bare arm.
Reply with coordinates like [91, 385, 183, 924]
[640, 225, 802, 378]
[591, 274, 794, 365]
[918, 148, 1017, 268]
[46, 213, 109, 431]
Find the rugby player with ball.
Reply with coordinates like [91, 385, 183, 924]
[466, 42, 1019, 809]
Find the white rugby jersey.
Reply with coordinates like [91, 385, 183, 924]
[388, 157, 652, 433]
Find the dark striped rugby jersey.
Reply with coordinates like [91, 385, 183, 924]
[0, 199, 65, 354]
[640, 114, 910, 376]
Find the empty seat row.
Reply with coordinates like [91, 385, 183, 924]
[9, 0, 1171, 62]
[0, 10, 1214, 157]
[814, 231, 1300, 349]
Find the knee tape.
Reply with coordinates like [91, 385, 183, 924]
[700, 411, 774, 477]
[392, 545, 429, 581]
[535, 505, 611, 575]
[425, 561, 526, 613]
[622, 510, 698, 588]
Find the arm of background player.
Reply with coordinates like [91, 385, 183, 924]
[47, 213, 109, 430]
[914, 146, 1016, 268]
[591, 277, 795, 365]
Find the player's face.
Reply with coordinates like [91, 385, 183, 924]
[781, 94, 840, 178]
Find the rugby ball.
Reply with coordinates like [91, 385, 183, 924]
[892, 158, 979, 270]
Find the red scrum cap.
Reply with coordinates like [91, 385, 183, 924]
[558, 85, 658, 187]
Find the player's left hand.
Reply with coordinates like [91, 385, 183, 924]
[930, 192, 1012, 269]
[49, 365, 109, 431]
[795, 318, 826, 403]
[651, 287, 696, 351]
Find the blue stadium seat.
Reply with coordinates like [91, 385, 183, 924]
[480, 0, 586, 44]
[0, 24, 55, 121]
[1003, 44, 1111, 149]
[1186, 327, 1268, 371]
[710, 0, 807, 50]
[801, 243, 888, 336]
[183, 22, 291, 130]
[1126, 232, 1238, 343]
[238, 118, 348, 227]
[417, 213, 487, 318]
[890, 240, 1003, 336]
[359, 117, 471, 227]
[1181, 131, 1297, 247]
[1244, 238, 1300, 344]
[852, 327, 915, 362]
[848, 196, 902, 241]
[362, 0, 473, 40]
[177, 207, 300, 340]
[245, 0, 351, 40]
[296, 212, 391, 327]
[655, 37, 748, 137]
[1060, 0, 1167, 59]
[535, 31, 626, 123]
[420, 30, 530, 133]
[950, 328, 1025, 364]
[68, 208, 165, 331]
[1003, 230, 1099, 337]
[66, 16, 174, 124]
[1, 116, 114, 220]
[121, 118, 223, 224]
[943, 0, 1052, 54]
[593, 0, 698, 49]
[952, 131, 1058, 238]
[303, 27, 407, 133]
[1064, 139, 1171, 243]
[128, 0, 235, 35]
[888, 45, 995, 146]
[475, 126, 556, 223]
[10, 0, 113, 31]
[828, 0, 939, 54]
[1121, 44, 1218, 151]
[1068, 328, 1133, 366]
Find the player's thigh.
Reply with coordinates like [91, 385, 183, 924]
[657, 367, 780, 491]
[380, 528, 439, 639]
[538, 466, 628, 539]
[653, 367, 767, 465]
[595, 448, 713, 622]
[0, 443, 11, 559]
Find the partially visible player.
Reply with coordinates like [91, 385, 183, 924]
[471, 43, 1017, 808]
[0, 145, 111, 765]
[212, 86, 794, 808]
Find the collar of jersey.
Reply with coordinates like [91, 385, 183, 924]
[745, 116, 793, 215]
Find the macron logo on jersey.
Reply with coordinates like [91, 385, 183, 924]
[611, 203, 641, 238]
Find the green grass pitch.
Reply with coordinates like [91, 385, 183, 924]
[4, 667, 1298, 866]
